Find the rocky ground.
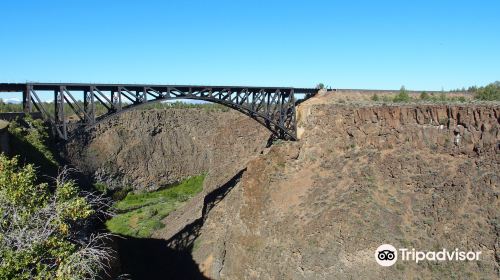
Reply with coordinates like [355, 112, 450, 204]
[66, 95, 499, 279]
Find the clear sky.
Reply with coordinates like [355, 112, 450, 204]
[1, 0, 499, 91]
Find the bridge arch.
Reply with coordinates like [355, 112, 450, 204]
[0, 83, 317, 141]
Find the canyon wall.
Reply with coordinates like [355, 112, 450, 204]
[65, 100, 499, 279]
[66, 108, 271, 192]
[192, 102, 499, 279]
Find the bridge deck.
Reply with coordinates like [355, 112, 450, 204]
[0, 83, 317, 94]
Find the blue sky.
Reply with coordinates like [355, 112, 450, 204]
[0, 0, 499, 91]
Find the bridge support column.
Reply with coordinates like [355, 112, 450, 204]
[112, 88, 122, 111]
[290, 90, 297, 139]
[84, 89, 95, 124]
[55, 86, 67, 140]
[23, 84, 32, 113]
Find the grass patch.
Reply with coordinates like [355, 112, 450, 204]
[106, 174, 205, 238]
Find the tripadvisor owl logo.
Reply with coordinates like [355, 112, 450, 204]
[375, 244, 482, 266]
[375, 244, 397, 266]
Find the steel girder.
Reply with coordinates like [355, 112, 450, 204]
[0, 83, 317, 141]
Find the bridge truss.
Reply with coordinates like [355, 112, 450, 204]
[0, 83, 316, 140]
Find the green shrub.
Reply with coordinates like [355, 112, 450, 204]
[8, 117, 58, 175]
[382, 96, 392, 103]
[111, 185, 133, 201]
[475, 81, 500, 101]
[0, 155, 111, 279]
[0, 100, 23, 113]
[94, 182, 109, 193]
[420, 91, 429, 100]
[393, 86, 411, 103]
[371, 94, 379, 101]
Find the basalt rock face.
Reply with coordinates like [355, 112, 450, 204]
[193, 103, 499, 279]
[65, 108, 271, 191]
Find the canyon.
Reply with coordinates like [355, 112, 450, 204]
[66, 93, 499, 279]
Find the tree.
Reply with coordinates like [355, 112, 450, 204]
[475, 82, 500, 101]
[316, 83, 325, 90]
[0, 155, 113, 279]
[393, 86, 411, 102]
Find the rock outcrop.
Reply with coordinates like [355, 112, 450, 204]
[192, 102, 499, 279]
[66, 108, 272, 192]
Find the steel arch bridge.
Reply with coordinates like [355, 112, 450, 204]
[0, 83, 317, 140]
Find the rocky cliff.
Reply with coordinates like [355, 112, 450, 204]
[65, 100, 499, 279]
[66, 108, 271, 192]
[191, 102, 499, 279]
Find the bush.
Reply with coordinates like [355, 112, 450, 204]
[371, 94, 379, 101]
[381, 96, 392, 103]
[420, 92, 429, 100]
[8, 117, 58, 175]
[0, 155, 112, 279]
[393, 86, 411, 103]
[475, 81, 500, 101]
[0, 99, 23, 113]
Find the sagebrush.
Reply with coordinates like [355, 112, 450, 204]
[0, 155, 113, 280]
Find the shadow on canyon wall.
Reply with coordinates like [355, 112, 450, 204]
[167, 168, 245, 250]
[116, 169, 245, 280]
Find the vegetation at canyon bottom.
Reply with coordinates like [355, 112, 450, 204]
[106, 174, 205, 238]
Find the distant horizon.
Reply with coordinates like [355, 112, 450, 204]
[1, 81, 493, 104]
